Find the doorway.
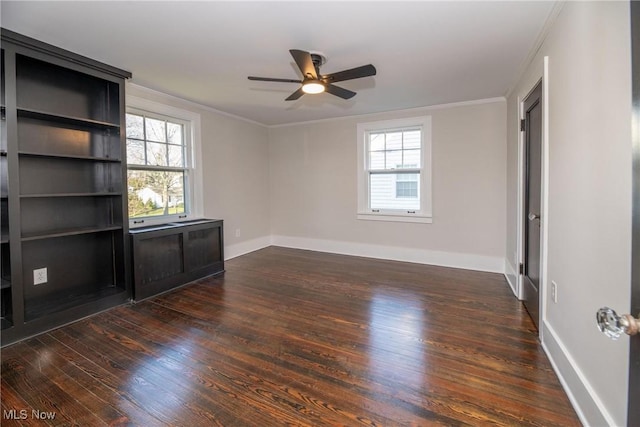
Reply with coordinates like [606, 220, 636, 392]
[522, 81, 543, 330]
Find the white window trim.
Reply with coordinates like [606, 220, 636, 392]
[126, 95, 203, 228]
[357, 116, 432, 224]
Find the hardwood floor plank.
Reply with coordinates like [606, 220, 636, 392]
[111, 304, 422, 426]
[1, 247, 580, 426]
[2, 341, 107, 426]
[1, 377, 48, 427]
[32, 333, 166, 427]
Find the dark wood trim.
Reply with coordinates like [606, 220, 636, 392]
[1, 28, 131, 80]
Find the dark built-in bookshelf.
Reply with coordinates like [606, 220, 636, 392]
[1, 29, 132, 345]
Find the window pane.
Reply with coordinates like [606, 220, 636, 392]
[403, 149, 421, 168]
[167, 122, 183, 145]
[370, 172, 420, 210]
[370, 151, 385, 169]
[168, 144, 184, 167]
[403, 130, 421, 149]
[126, 139, 145, 165]
[145, 117, 166, 142]
[147, 142, 167, 166]
[386, 132, 402, 150]
[128, 169, 185, 218]
[126, 114, 144, 139]
[370, 133, 385, 151]
[386, 150, 402, 169]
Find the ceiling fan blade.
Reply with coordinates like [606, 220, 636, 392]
[285, 87, 305, 101]
[290, 49, 318, 79]
[248, 76, 302, 83]
[322, 64, 377, 83]
[325, 84, 356, 100]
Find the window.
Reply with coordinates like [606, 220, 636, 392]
[357, 116, 432, 223]
[126, 96, 202, 227]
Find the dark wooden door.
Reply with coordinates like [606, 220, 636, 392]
[628, 3, 639, 425]
[523, 82, 543, 330]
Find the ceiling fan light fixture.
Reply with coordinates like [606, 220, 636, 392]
[249, 49, 376, 101]
[302, 80, 325, 94]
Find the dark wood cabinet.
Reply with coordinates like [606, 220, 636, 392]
[130, 220, 224, 301]
[1, 29, 131, 345]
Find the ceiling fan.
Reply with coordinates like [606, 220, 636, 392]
[248, 49, 376, 101]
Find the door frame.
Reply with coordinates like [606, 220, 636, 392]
[628, 2, 639, 425]
[516, 57, 550, 337]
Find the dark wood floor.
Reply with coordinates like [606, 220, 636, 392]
[1, 247, 580, 426]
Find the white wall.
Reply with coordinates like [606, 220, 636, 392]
[506, 2, 632, 425]
[126, 85, 272, 259]
[269, 100, 507, 272]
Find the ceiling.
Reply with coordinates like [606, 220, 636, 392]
[1, 1, 557, 126]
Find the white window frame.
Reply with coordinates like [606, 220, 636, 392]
[357, 116, 432, 223]
[126, 95, 203, 228]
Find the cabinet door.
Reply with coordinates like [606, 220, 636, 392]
[185, 225, 223, 272]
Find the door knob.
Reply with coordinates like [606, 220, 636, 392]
[528, 213, 540, 221]
[596, 307, 640, 339]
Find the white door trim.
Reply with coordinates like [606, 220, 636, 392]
[516, 56, 550, 338]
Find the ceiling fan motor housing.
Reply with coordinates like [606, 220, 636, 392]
[309, 52, 327, 68]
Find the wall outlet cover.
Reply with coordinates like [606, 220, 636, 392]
[34, 267, 47, 285]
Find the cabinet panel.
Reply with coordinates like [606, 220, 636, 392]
[0, 243, 10, 329]
[16, 55, 120, 125]
[136, 234, 184, 285]
[19, 156, 121, 195]
[186, 227, 222, 272]
[1, 48, 4, 108]
[18, 116, 120, 159]
[22, 231, 125, 321]
[0, 198, 7, 244]
[0, 156, 7, 197]
[0, 46, 9, 330]
[20, 196, 122, 239]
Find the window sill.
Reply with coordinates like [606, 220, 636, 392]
[357, 212, 433, 224]
[129, 215, 202, 229]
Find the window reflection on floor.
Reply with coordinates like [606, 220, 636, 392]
[368, 291, 427, 390]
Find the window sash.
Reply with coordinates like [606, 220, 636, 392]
[366, 129, 423, 213]
[356, 115, 432, 223]
[126, 112, 188, 168]
[369, 170, 421, 211]
[367, 128, 422, 171]
[126, 110, 192, 222]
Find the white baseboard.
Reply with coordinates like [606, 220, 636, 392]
[224, 236, 272, 261]
[504, 259, 519, 297]
[541, 321, 614, 427]
[271, 235, 505, 273]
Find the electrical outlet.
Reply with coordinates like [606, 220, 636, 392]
[34, 267, 47, 285]
[551, 280, 558, 303]
[235, 228, 241, 238]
